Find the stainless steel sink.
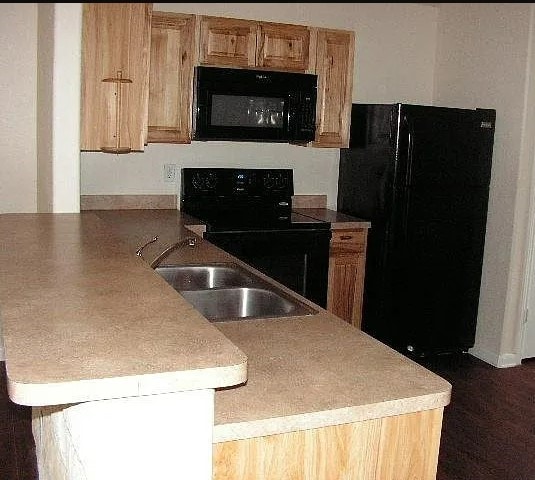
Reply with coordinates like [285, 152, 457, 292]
[179, 287, 316, 321]
[155, 263, 256, 290]
[155, 262, 317, 321]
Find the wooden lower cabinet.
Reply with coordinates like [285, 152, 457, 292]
[213, 408, 444, 480]
[327, 227, 368, 328]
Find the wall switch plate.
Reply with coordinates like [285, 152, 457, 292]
[163, 164, 177, 183]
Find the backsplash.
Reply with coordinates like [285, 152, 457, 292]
[80, 142, 340, 209]
[80, 194, 327, 211]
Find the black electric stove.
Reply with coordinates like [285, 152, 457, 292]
[181, 168, 330, 232]
[180, 168, 331, 307]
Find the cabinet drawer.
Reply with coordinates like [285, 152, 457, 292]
[330, 229, 366, 253]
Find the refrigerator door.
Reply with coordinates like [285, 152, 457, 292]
[390, 185, 491, 354]
[389, 105, 496, 355]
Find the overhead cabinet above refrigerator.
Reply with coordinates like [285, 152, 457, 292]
[337, 103, 496, 357]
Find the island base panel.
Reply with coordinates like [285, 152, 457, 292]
[213, 408, 443, 480]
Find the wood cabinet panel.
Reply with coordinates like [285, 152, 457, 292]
[198, 16, 312, 73]
[148, 12, 195, 143]
[214, 419, 381, 480]
[256, 22, 311, 72]
[327, 228, 367, 328]
[213, 408, 444, 480]
[81, 3, 152, 153]
[313, 28, 354, 148]
[198, 16, 257, 67]
[376, 409, 444, 480]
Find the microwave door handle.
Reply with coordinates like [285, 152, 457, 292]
[287, 94, 296, 137]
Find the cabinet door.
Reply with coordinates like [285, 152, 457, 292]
[327, 228, 367, 328]
[313, 28, 354, 148]
[256, 22, 311, 72]
[148, 12, 195, 144]
[81, 3, 152, 153]
[198, 16, 257, 68]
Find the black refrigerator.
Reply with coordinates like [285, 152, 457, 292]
[337, 103, 496, 357]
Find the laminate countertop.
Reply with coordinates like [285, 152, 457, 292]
[0, 210, 450, 442]
[292, 207, 371, 230]
[0, 212, 247, 406]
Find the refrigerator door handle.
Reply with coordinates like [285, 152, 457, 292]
[400, 115, 414, 239]
[404, 115, 415, 187]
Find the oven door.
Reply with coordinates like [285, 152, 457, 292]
[204, 229, 331, 308]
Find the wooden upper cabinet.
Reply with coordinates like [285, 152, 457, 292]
[80, 3, 152, 153]
[148, 12, 195, 144]
[198, 16, 257, 68]
[313, 28, 354, 148]
[198, 16, 312, 72]
[257, 22, 311, 72]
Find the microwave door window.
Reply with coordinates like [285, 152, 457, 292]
[211, 95, 285, 129]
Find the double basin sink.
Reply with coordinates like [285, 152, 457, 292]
[155, 263, 317, 322]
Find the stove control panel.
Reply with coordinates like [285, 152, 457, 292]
[182, 168, 294, 198]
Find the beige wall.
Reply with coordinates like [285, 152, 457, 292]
[434, 3, 534, 366]
[47, 3, 82, 213]
[37, 4, 55, 212]
[0, 4, 38, 213]
[80, 3, 438, 208]
[1, 3, 81, 214]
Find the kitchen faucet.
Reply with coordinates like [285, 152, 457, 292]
[136, 235, 200, 269]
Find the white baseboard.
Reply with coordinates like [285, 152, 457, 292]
[469, 346, 521, 368]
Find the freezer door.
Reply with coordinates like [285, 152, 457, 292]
[395, 105, 495, 188]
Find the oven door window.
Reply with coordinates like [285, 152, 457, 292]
[197, 93, 290, 141]
[211, 95, 286, 129]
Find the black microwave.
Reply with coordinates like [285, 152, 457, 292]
[193, 66, 317, 143]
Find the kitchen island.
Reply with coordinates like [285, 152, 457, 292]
[0, 210, 451, 479]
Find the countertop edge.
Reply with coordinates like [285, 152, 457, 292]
[292, 207, 371, 229]
[7, 361, 248, 407]
[213, 389, 451, 443]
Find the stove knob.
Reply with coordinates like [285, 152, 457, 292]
[192, 173, 204, 191]
[192, 172, 217, 192]
[264, 172, 282, 191]
[204, 172, 218, 190]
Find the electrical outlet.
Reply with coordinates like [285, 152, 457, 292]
[163, 163, 177, 183]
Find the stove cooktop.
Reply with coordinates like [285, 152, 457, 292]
[180, 167, 330, 232]
[201, 211, 330, 232]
